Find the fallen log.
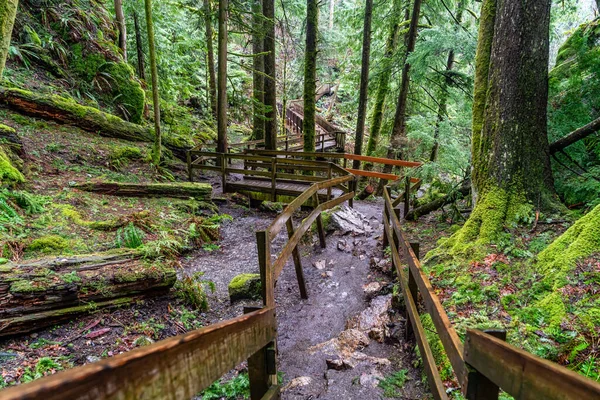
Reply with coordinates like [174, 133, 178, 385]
[549, 116, 600, 154]
[405, 183, 470, 221]
[0, 86, 192, 160]
[74, 181, 212, 200]
[0, 252, 176, 336]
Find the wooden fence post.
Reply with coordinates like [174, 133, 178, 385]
[464, 330, 506, 400]
[312, 193, 327, 248]
[286, 218, 308, 299]
[270, 158, 277, 202]
[382, 205, 389, 248]
[256, 230, 274, 307]
[327, 164, 332, 201]
[186, 151, 193, 182]
[404, 176, 410, 218]
[220, 154, 226, 193]
[405, 242, 420, 341]
[245, 306, 279, 400]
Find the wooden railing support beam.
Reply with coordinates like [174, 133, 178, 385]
[286, 218, 308, 299]
[464, 330, 506, 400]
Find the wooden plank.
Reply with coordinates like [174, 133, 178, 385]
[464, 329, 600, 400]
[345, 168, 399, 181]
[384, 187, 467, 385]
[383, 216, 448, 400]
[1, 308, 276, 400]
[256, 231, 274, 307]
[464, 330, 505, 400]
[246, 149, 345, 159]
[313, 193, 327, 249]
[344, 153, 422, 168]
[271, 192, 354, 278]
[225, 168, 273, 178]
[287, 219, 308, 299]
[259, 385, 280, 400]
[191, 164, 222, 172]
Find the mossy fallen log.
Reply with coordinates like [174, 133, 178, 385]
[0, 86, 192, 160]
[74, 181, 212, 200]
[0, 252, 176, 337]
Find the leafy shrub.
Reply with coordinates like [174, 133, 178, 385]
[202, 373, 250, 400]
[28, 235, 69, 253]
[174, 271, 215, 311]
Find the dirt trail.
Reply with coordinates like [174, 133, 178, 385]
[186, 198, 428, 399]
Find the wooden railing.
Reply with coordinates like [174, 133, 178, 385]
[382, 185, 600, 400]
[0, 307, 279, 400]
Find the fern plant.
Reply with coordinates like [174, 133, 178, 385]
[114, 222, 144, 249]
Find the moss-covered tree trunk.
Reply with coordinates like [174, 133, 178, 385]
[217, 0, 228, 159]
[263, 0, 277, 149]
[303, 0, 318, 153]
[114, 0, 127, 62]
[204, 0, 217, 119]
[364, 0, 402, 164]
[376, 0, 422, 195]
[133, 10, 146, 82]
[352, 0, 373, 169]
[144, 0, 161, 164]
[0, 0, 18, 79]
[445, 0, 556, 249]
[252, 0, 265, 141]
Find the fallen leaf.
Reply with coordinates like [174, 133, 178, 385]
[85, 328, 111, 339]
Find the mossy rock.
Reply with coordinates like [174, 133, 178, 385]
[0, 147, 24, 185]
[99, 62, 145, 124]
[228, 273, 262, 303]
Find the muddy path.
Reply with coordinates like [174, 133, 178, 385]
[186, 197, 428, 399]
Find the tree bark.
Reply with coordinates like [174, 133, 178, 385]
[74, 181, 212, 199]
[365, 0, 402, 163]
[263, 0, 277, 149]
[133, 10, 146, 82]
[144, 0, 162, 164]
[405, 183, 470, 221]
[303, 0, 318, 153]
[0, 87, 193, 160]
[0, 0, 18, 78]
[329, 0, 335, 30]
[0, 253, 175, 337]
[204, 0, 217, 119]
[549, 116, 600, 154]
[352, 0, 373, 169]
[376, 0, 422, 195]
[217, 0, 228, 158]
[252, 0, 265, 141]
[114, 0, 127, 62]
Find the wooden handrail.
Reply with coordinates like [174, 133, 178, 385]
[344, 153, 423, 168]
[0, 307, 277, 400]
[345, 168, 400, 181]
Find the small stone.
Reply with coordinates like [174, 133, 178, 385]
[30, 333, 38, 338]
[368, 328, 385, 342]
[228, 273, 262, 302]
[283, 376, 313, 391]
[359, 254, 366, 261]
[326, 358, 354, 370]
[86, 355, 101, 364]
[359, 372, 384, 388]
[313, 259, 326, 270]
[326, 271, 333, 277]
[134, 336, 154, 347]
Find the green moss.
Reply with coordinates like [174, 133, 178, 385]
[28, 235, 70, 254]
[535, 292, 567, 328]
[61, 205, 122, 231]
[99, 62, 145, 124]
[228, 273, 261, 302]
[419, 313, 453, 381]
[71, 43, 106, 82]
[537, 204, 600, 287]
[0, 147, 24, 184]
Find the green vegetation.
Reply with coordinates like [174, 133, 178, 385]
[378, 369, 409, 398]
[202, 373, 250, 400]
[228, 273, 262, 302]
[174, 271, 215, 311]
[115, 223, 144, 249]
[28, 235, 70, 254]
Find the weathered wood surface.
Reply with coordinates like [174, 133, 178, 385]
[0, 86, 192, 160]
[344, 153, 422, 168]
[0, 307, 277, 400]
[405, 182, 470, 220]
[74, 181, 212, 199]
[0, 253, 176, 337]
[464, 329, 600, 400]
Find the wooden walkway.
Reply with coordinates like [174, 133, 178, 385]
[226, 177, 344, 204]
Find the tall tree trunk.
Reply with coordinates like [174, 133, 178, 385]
[217, 0, 228, 158]
[114, 0, 127, 62]
[376, 0, 422, 195]
[447, 0, 556, 249]
[303, 0, 318, 153]
[204, 0, 217, 119]
[144, 0, 161, 164]
[133, 10, 146, 82]
[352, 0, 373, 169]
[365, 0, 402, 164]
[263, 0, 277, 149]
[329, 0, 335, 30]
[430, 2, 465, 162]
[252, 0, 265, 141]
[0, 0, 18, 78]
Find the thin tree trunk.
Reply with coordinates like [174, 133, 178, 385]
[303, 0, 318, 153]
[0, 0, 19, 78]
[364, 0, 403, 166]
[377, 0, 422, 195]
[263, 0, 277, 149]
[329, 0, 335, 30]
[217, 0, 228, 158]
[352, 0, 373, 169]
[144, 0, 161, 164]
[204, 0, 217, 118]
[252, 0, 265, 141]
[133, 10, 146, 81]
[114, 0, 127, 62]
